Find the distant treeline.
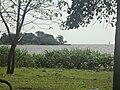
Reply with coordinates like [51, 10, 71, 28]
[0, 46, 114, 71]
[0, 31, 67, 45]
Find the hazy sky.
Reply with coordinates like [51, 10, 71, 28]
[40, 22, 115, 44]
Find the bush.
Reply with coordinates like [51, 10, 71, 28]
[15, 49, 36, 67]
[34, 48, 114, 71]
[0, 46, 9, 66]
[0, 46, 35, 67]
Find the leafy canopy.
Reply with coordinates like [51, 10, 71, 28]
[62, 0, 117, 29]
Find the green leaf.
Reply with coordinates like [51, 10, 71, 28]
[50, 16, 52, 20]
[11, 4, 14, 8]
[54, 13, 58, 17]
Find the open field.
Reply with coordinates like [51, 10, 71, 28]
[0, 67, 113, 90]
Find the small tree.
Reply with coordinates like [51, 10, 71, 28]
[0, 0, 67, 74]
[56, 35, 67, 44]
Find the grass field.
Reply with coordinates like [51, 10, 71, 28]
[0, 67, 113, 90]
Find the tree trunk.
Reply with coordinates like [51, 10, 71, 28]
[7, 44, 16, 74]
[113, 0, 120, 90]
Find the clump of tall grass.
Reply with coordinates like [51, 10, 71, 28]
[34, 49, 114, 71]
[0, 46, 9, 66]
[0, 46, 114, 71]
[15, 49, 36, 67]
[0, 46, 35, 67]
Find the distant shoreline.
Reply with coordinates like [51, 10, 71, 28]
[0, 43, 115, 45]
[0, 44, 114, 54]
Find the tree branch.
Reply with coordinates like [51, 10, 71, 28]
[18, 0, 32, 32]
[16, 0, 21, 34]
[2, 6, 17, 22]
[0, 12, 13, 42]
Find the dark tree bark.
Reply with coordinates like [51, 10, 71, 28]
[113, 0, 120, 90]
[7, 43, 16, 74]
[6, 0, 31, 74]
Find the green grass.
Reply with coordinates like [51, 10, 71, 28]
[0, 67, 113, 90]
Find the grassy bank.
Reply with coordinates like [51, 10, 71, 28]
[0, 67, 113, 90]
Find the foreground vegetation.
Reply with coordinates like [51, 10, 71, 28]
[0, 46, 114, 71]
[0, 46, 113, 89]
[0, 67, 113, 90]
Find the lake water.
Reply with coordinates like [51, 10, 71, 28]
[13, 44, 114, 54]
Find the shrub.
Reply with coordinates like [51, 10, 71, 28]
[0, 46, 9, 66]
[15, 49, 36, 67]
[34, 48, 114, 71]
